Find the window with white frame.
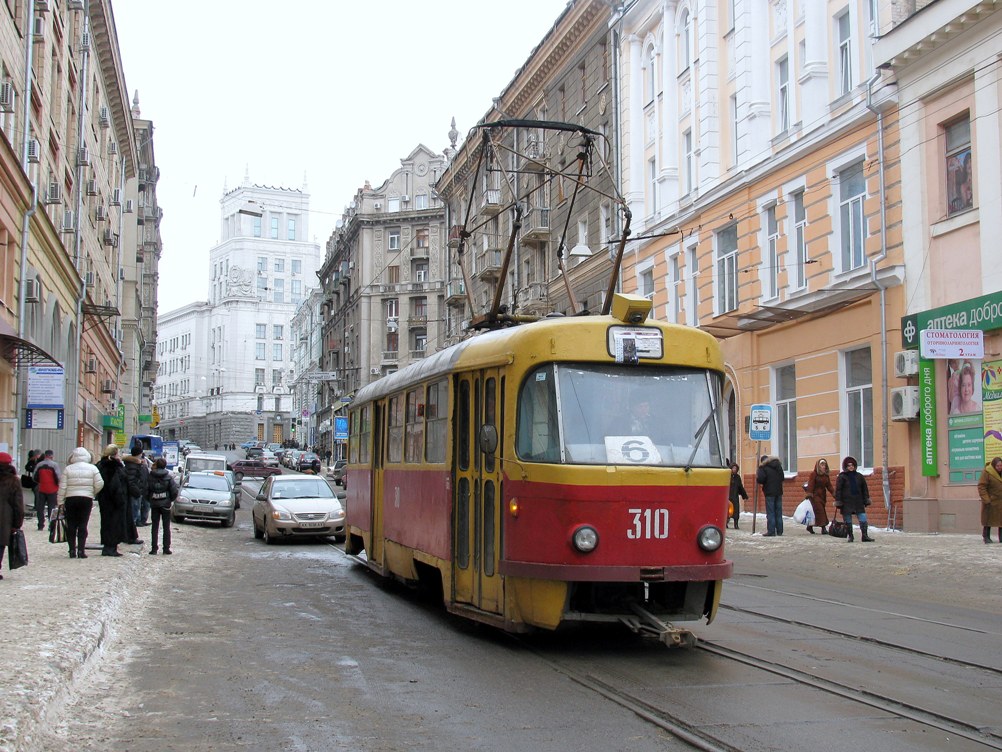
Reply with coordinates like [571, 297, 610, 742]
[765, 205, 779, 299]
[414, 194, 428, 210]
[678, 8, 691, 70]
[838, 160, 866, 272]
[270, 217, 279, 239]
[648, 158, 658, 212]
[716, 224, 738, 313]
[671, 253, 683, 324]
[291, 259, 301, 274]
[837, 10, 852, 97]
[272, 369, 283, 386]
[256, 277, 267, 298]
[775, 364, 798, 471]
[273, 325, 283, 340]
[646, 45, 657, 104]
[255, 323, 266, 339]
[792, 190, 807, 289]
[686, 244, 699, 326]
[253, 217, 262, 237]
[291, 279, 302, 301]
[600, 202, 612, 247]
[274, 258, 285, 273]
[388, 230, 401, 251]
[638, 266, 654, 300]
[387, 197, 400, 213]
[730, 95, 739, 166]
[386, 298, 399, 319]
[272, 278, 284, 303]
[777, 56, 790, 133]
[844, 347, 873, 467]
[257, 257, 267, 272]
[287, 218, 296, 240]
[272, 343, 283, 361]
[945, 117, 973, 216]
[683, 130, 693, 194]
[255, 368, 265, 386]
[255, 343, 265, 360]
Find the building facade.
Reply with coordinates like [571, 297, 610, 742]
[155, 180, 322, 447]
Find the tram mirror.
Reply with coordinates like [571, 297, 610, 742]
[479, 424, 498, 455]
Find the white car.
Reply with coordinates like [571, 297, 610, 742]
[173, 471, 236, 527]
[251, 475, 345, 544]
[259, 450, 280, 468]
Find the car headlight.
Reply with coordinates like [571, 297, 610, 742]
[697, 525, 723, 552]
[270, 508, 293, 521]
[217, 498, 232, 507]
[328, 509, 345, 522]
[572, 525, 599, 553]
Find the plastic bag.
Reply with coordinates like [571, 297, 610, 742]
[8, 529, 28, 569]
[793, 498, 815, 525]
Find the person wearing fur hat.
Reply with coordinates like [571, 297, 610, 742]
[0, 452, 25, 579]
[834, 456, 874, 542]
[805, 459, 834, 535]
[96, 445, 131, 556]
[57, 447, 104, 558]
[123, 444, 151, 528]
[756, 455, 785, 536]
[976, 457, 1002, 544]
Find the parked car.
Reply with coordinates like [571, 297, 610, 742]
[220, 469, 241, 509]
[173, 471, 236, 527]
[230, 459, 281, 481]
[259, 450, 280, 467]
[240, 440, 258, 450]
[267, 443, 282, 453]
[251, 474, 346, 544]
[296, 452, 320, 473]
[245, 446, 264, 460]
[282, 450, 302, 469]
[329, 459, 347, 486]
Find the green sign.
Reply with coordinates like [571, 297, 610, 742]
[918, 358, 938, 476]
[902, 292, 1002, 349]
[138, 414, 152, 423]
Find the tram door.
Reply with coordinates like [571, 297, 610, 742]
[368, 401, 385, 571]
[453, 370, 503, 614]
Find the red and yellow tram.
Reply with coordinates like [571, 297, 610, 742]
[345, 294, 732, 645]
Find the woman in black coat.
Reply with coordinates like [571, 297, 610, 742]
[96, 445, 130, 556]
[834, 456, 874, 543]
[727, 463, 748, 529]
[0, 452, 25, 580]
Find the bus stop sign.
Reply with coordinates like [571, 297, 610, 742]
[749, 404, 772, 441]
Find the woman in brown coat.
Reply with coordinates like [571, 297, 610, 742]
[805, 458, 834, 534]
[976, 456, 1002, 544]
[0, 452, 26, 580]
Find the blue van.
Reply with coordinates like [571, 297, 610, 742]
[128, 434, 164, 458]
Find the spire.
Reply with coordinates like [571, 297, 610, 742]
[444, 117, 459, 162]
[131, 90, 141, 118]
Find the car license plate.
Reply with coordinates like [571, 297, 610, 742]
[299, 521, 325, 528]
[195, 504, 213, 513]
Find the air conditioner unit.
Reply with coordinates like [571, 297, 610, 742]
[84, 356, 97, 373]
[61, 210, 75, 232]
[103, 228, 114, 246]
[101, 379, 114, 393]
[77, 147, 90, 166]
[0, 81, 15, 113]
[386, 316, 398, 332]
[95, 205, 106, 222]
[370, 368, 381, 376]
[373, 202, 382, 210]
[45, 182, 60, 204]
[110, 188, 121, 206]
[86, 179, 98, 196]
[401, 194, 410, 202]
[891, 386, 920, 421]
[98, 106, 109, 128]
[32, 17, 45, 40]
[27, 138, 40, 163]
[124, 199, 134, 213]
[894, 350, 919, 378]
[23, 278, 39, 302]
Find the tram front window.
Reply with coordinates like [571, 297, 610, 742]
[515, 364, 724, 467]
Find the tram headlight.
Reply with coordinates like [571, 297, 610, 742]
[697, 525, 723, 552]
[572, 525, 599, 553]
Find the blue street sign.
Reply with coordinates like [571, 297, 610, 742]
[749, 404, 772, 441]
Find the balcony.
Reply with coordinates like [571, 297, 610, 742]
[408, 314, 428, 329]
[521, 281, 549, 315]
[522, 207, 550, 241]
[411, 243, 429, 260]
[446, 280, 466, 306]
[475, 248, 503, 279]
[409, 348, 428, 359]
[519, 139, 549, 172]
[480, 188, 502, 216]
[448, 224, 466, 248]
[381, 350, 399, 361]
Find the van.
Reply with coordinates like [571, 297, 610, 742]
[180, 453, 228, 482]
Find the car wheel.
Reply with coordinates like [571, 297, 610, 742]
[253, 516, 264, 539]
[263, 524, 277, 545]
[334, 534, 346, 543]
[221, 514, 235, 528]
[173, 514, 185, 524]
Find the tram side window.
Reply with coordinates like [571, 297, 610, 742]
[358, 406, 371, 464]
[426, 379, 447, 463]
[516, 367, 559, 462]
[405, 388, 424, 462]
[387, 396, 404, 463]
[349, 412, 358, 464]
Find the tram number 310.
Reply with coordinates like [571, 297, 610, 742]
[627, 508, 670, 539]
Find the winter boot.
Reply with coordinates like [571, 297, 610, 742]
[846, 524, 854, 542]
[821, 526, 828, 535]
[860, 523, 874, 542]
[69, 548, 76, 558]
[984, 527, 992, 544]
[807, 526, 815, 534]
[77, 547, 87, 559]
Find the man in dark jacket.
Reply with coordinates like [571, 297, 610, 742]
[123, 445, 151, 528]
[32, 449, 61, 531]
[756, 455, 785, 537]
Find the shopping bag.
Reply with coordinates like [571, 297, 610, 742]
[828, 519, 850, 538]
[793, 498, 815, 525]
[49, 509, 66, 544]
[8, 529, 28, 569]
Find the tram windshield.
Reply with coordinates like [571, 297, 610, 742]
[516, 364, 724, 467]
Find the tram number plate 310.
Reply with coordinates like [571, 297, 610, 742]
[627, 508, 669, 540]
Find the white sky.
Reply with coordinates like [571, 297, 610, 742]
[113, 1, 571, 314]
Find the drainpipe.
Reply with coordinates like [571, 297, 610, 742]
[866, 71, 892, 514]
[16, 0, 37, 465]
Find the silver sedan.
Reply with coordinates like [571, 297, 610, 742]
[251, 474, 346, 544]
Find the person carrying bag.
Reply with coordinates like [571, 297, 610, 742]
[1, 452, 26, 578]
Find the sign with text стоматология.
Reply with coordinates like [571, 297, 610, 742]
[920, 329, 984, 359]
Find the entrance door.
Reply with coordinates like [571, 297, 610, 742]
[369, 402, 385, 571]
[453, 370, 503, 614]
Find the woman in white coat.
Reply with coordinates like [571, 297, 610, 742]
[57, 447, 104, 559]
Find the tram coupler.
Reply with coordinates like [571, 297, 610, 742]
[621, 603, 696, 648]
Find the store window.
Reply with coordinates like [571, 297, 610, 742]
[844, 347, 873, 468]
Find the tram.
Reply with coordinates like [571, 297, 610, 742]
[345, 293, 732, 645]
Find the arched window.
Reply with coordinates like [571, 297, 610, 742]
[678, 8, 691, 71]
[646, 45, 657, 104]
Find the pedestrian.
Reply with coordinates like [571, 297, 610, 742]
[325, 449, 332, 468]
[727, 462, 747, 529]
[834, 456, 874, 542]
[0, 452, 25, 580]
[56, 447, 104, 558]
[21, 449, 39, 513]
[311, 456, 321, 475]
[123, 444, 151, 528]
[32, 449, 61, 532]
[805, 458, 834, 535]
[96, 445, 131, 556]
[147, 457, 178, 555]
[756, 455, 785, 536]
[976, 456, 1002, 544]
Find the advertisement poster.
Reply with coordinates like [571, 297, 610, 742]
[982, 359, 1002, 465]
[947, 358, 985, 482]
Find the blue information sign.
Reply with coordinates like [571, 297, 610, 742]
[334, 416, 348, 440]
[749, 404, 773, 441]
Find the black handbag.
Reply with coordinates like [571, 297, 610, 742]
[20, 473, 35, 489]
[828, 519, 850, 539]
[8, 529, 28, 569]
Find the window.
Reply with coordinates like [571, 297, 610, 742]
[287, 218, 296, 240]
[775, 364, 798, 471]
[678, 8, 691, 70]
[730, 94, 739, 165]
[386, 298, 399, 319]
[388, 197, 400, 213]
[273, 325, 283, 340]
[945, 117, 973, 215]
[671, 254, 682, 324]
[254, 368, 265, 386]
[257, 257, 266, 272]
[687, 244, 699, 326]
[270, 217, 279, 239]
[638, 267, 654, 300]
[600, 202, 612, 247]
[838, 160, 866, 271]
[255, 324, 266, 339]
[386, 330, 399, 353]
[765, 205, 779, 299]
[291, 259, 302, 275]
[255, 343, 265, 360]
[414, 194, 428, 210]
[388, 265, 400, 284]
[388, 230, 400, 251]
[272, 278, 285, 303]
[716, 224, 738, 313]
[837, 11, 852, 96]
[415, 260, 429, 282]
[683, 130, 693, 194]
[646, 46, 657, 104]
[845, 347, 873, 467]
[272, 344, 283, 361]
[413, 297, 428, 319]
[579, 62, 587, 104]
[792, 191, 807, 289]
[405, 388, 423, 463]
[253, 217, 262, 237]
[274, 258, 285, 273]
[648, 158, 658, 212]
[414, 333, 427, 352]
[425, 379, 447, 463]
[777, 56, 790, 133]
[416, 228, 429, 249]
[387, 396, 403, 462]
[291, 279, 302, 300]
